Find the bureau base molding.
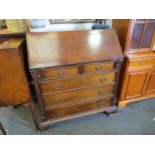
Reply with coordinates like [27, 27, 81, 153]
[40, 105, 118, 129]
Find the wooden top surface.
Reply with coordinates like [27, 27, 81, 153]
[26, 29, 123, 69]
[0, 38, 24, 50]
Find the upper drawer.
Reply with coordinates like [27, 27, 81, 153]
[83, 61, 114, 73]
[40, 66, 80, 79]
[129, 58, 155, 68]
[40, 71, 116, 94]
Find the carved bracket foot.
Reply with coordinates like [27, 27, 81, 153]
[104, 106, 118, 117]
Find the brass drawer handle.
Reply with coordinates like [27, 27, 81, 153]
[58, 69, 66, 76]
[53, 84, 62, 89]
[100, 77, 107, 82]
[98, 90, 105, 94]
[96, 65, 103, 71]
[97, 100, 105, 107]
[55, 98, 62, 104]
[139, 60, 144, 65]
[57, 111, 64, 116]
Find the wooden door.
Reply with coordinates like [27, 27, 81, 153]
[145, 72, 155, 94]
[124, 69, 150, 99]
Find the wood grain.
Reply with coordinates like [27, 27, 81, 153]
[45, 96, 113, 121]
[27, 29, 123, 69]
[40, 71, 116, 94]
[43, 84, 114, 109]
[0, 39, 31, 105]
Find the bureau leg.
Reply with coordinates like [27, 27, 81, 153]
[24, 102, 41, 131]
[104, 106, 118, 117]
[13, 105, 19, 109]
[39, 125, 51, 133]
[0, 122, 7, 135]
[39, 122, 55, 132]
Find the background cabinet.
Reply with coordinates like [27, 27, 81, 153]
[113, 19, 155, 107]
[145, 72, 155, 94]
[124, 69, 150, 99]
[126, 20, 155, 53]
[121, 67, 152, 100]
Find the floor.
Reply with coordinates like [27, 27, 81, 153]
[0, 98, 155, 135]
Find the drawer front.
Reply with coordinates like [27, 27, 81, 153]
[83, 61, 114, 73]
[43, 84, 114, 108]
[41, 66, 79, 79]
[46, 97, 113, 120]
[129, 58, 154, 68]
[40, 71, 116, 94]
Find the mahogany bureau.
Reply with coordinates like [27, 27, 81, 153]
[26, 29, 124, 130]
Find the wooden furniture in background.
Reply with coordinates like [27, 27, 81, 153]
[0, 30, 30, 79]
[0, 38, 39, 130]
[27, 29, 124, 130]
[113, 19, 155, 107]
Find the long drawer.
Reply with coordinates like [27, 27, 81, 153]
[43, 84, 114, 109]
[40, 71, 116, 94]
[129, 58, 155, 68]
[45, 96, 113, 121]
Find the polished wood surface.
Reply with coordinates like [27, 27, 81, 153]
[123, 68, 151, 100]
[112, 19, 130, 52]
[27, 29, 123, 69]
[41, 65, 80, 80]
[0, 39, 31, 105]
[145, 72, 155, 94]
[113, 19, 155, 107]
[40, 71, 116, 94]
[119, 56, 155, 106]
[46, 96, 113, 122]
[128, 57, 155, 68]
[28, 29, 123, 130]
[0, 29, 25, 44]
[43, 84, 114, 109]
[82, 61, 114, 73]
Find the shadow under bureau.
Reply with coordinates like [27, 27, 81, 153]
[26, 29, 124, 130]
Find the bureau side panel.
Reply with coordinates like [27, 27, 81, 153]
[0, 48, 31, 105]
